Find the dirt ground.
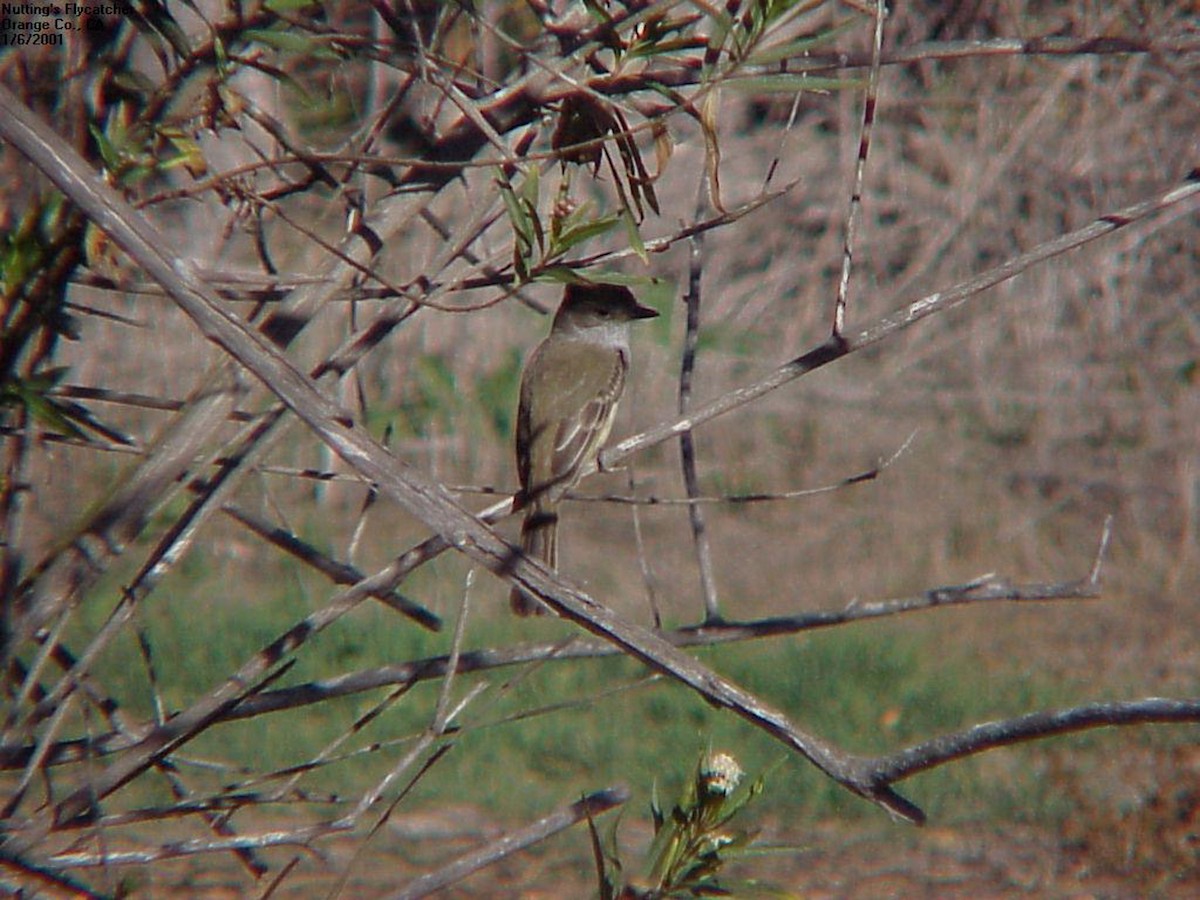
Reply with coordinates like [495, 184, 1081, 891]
[127, 812, 1198, 898]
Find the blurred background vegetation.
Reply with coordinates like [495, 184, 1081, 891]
[1, 0, 1197, 895]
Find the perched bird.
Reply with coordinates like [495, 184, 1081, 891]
[510, 283, 658, 614]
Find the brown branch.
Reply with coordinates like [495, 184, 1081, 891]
[0, 852, 105, 897]
[220, 504, 440, 631]
[39, 820, 354, 869]
[586, 428, 915, 505]
[231, 565, 1111, 720]
[806, 33, 1200, 71]
[678, 196, 721, 623]
[35, 694, 1200, 872]
[832, 0, 885, 340]
[130, 34, 1197, 206]
[10, 374, 239, 643]
[870, 698, 1200, 784]
[390, 788, 630, 900]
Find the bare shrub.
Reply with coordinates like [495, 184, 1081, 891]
[1, 1, 1197, 895]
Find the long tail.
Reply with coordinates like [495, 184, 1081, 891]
[509, 502, 558, 615]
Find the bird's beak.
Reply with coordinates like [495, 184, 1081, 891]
[631, 302, 659, 320]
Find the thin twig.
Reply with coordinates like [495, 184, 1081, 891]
[388, 788, 630, 900]
[222, 504, 439, 630]
[680, 192, 721, 623]
[832, 0, 885, 340]
[627, 465, 663, 629]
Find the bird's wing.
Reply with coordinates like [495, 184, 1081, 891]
[519, 340, 626, 503]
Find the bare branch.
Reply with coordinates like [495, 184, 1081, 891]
[388, 788, 630, 900]
[679, 193, 721, 623]
[0, 852, 104, 897]
[40, 820, 355, 869]
[601, 170, 1200, 468]
[832, 0, 886, 340]
[810, 33, 1200, 70]
[221, 504, 440, 630]
[870, 698, 1200, 784]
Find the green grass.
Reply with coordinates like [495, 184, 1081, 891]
[52, 557, 1097, 831]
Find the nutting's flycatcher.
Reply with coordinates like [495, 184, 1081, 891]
[510, 283, 658, 614]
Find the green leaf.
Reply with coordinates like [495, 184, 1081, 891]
[213, 31, 230, 74]
[553, 213, 620, 255]
[497, 177, 532, 244]
[529, 265, 582, 285]
[626, 36, 704, 60]
[1, 380, 85, 441]
[748, 17, 856, 66]
[2, 231, 42, 287]
[497, 174, 538, 279]
[622, 209, 648, 264]
[650, 781, 665, 833]
[158, 129, 208, 176]
[242, 27, 306, 53]
[265, 0, 322, 11]
[519, 165, 540, 207]
[243, 28, 337, 58]
[110, 69, 157, 101]
[581, 0, 614, 25]
[88, 124, 121, 173]
[525, 196, 546, 257]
